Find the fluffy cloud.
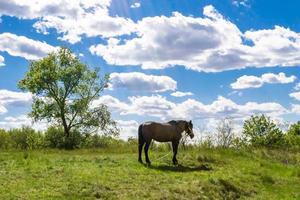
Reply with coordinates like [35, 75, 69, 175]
[171, 91, 193, 97]
[0, 0, 83, 19]
[90, 5, 300, 72]
[0, 89, 32, 115]
[0, 55, 4, 66]
[116, 120, 139, 140]
[231, 72, 296, 89]
[93, 95, 288, 120]
[0, 33, 56, 60]
[291, 104, 300, 114]
[289, 92, 300, 101]
[0, 115, 47, 130]
[109, 72, 177, 92]
[294, 83, 300, 90]
[93, 95, 175, 118]
[0, 0, 135, 44]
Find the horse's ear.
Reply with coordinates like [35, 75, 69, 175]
[189, 120, 192, 124]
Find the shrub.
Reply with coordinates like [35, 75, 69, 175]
[284, 121, 300, 149]
[0, 129, 12, 149]
[215, 118, 235, 148]
[82, 134, 123, 149]
[44, 126, 83, 149]
[9, 126, 44, 149]
[242, 115, 284, 147]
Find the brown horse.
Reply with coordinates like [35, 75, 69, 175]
[138, 120, 194, 165]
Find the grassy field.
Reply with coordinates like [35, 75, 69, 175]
[0, 147, 299, 199]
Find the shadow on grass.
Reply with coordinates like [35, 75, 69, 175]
[147, 164, 212, 172]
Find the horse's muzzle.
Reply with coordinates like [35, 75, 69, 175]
[190, 134, 194, 139]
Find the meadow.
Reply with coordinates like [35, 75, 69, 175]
[0, 147, 299, 199]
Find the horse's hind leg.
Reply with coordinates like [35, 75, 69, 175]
[144, 140, 152, 165]
[138, 140, 145, 163]
[172, 141, 179, 165]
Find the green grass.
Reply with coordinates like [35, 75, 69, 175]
[0, 147, 299, 199]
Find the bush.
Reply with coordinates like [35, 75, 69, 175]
[44, 126, 83, 149]
[215, 118, 235, 148]
[9, 126, 44, 149]
[284, 121, 300, 149]
[242, 115, 284, 147]
[0, 129, 12, 149]
[82, 134, 123, 149]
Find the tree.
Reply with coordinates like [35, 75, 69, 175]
[285, 121, 300, 149]
[242, 115, 283, 147]
[287, 121, 300, 136]
[215, 118, 235, 148]
[19, 47, 118, 148]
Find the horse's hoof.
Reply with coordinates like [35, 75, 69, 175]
[146, 161, 151, 166]
[138, 159, 143, 164]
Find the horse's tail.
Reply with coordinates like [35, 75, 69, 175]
[138, 124, 143, 144]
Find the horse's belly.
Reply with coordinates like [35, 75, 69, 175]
[152, 135, 173, 142]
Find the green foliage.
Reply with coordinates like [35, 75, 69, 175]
[284, 121, 300, 149]
[287, 121, 300, 136]
[44, 126, 65, 148]
[242, 115, 284, 147]
[44, 126, 83, 149]
[8, 126, 44, 150]
[0, 129, 12, 149]
[18, 47, 118, 147]
[0, 126, 124, 150]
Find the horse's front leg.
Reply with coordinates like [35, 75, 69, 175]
[172, 140, 179, 165]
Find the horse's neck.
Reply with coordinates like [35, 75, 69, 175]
[175, 122, 185, 134]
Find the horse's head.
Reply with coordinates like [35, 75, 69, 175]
[185, 120, 194, 139]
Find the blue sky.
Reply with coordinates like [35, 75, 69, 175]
[1, 0, 300, 139]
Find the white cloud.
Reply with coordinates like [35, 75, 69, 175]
[0, 55, 4, 66]
[291, 104, 300, 114]
[0, 89, 32, 105]
[231, 75, 263, 89]
[231, 72, 296, 89]
[0, 105, 7, 115]
[0, 0, 136, 44]
[116, 120, 139, 140]
[91, 95, 130, 114]
[93, 95, 175, 119]
[109, 72, 177, 92]
[0, 33, 56, 60]
[130, 2, 141, 8]
[0, 115, 47, 130]
[171, 91, 193, 97]
[0, 0, 83, 19]
[289, 91, 300, 101]
[294, 82, 300, 90]
[93, 95, 288, 120]
[90, 5, 300, 72]
[0, 89, 32, 115]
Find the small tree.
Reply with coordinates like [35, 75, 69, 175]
[242, 115, 283, 147]
[19, 48, 118, 148]
[285, 121, 300, 149]
[215, 118, 235, 148]
[287, 121, 300, 136]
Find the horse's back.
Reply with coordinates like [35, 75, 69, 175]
[141, 121, 176, 142]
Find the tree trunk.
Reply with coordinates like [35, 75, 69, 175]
[62, 121, 73, 149]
